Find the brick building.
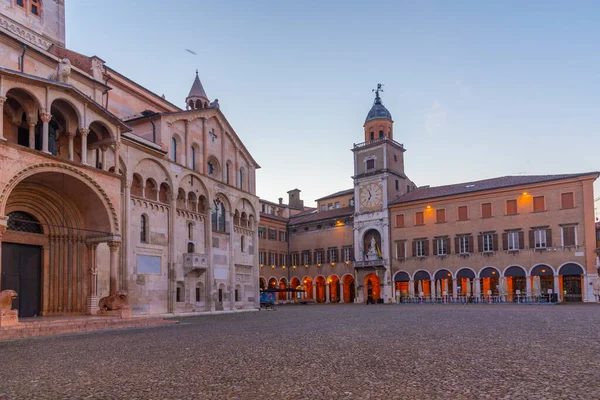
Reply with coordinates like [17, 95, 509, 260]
[0, 1, 260, 317]
[259, 87, 599, 303]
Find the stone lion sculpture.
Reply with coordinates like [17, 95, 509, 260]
[98, 290, 128, 311]
[0, 289, 17, 312]
[49, 58, 72, 83]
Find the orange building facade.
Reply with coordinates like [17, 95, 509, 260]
[259, 85, 600, 303]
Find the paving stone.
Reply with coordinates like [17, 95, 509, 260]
[0, 304, 599, 399]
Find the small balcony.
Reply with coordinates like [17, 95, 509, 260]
[183, 253, 209, 276]
[354, 259, 387, 268]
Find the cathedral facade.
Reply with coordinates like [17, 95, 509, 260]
[0, 1, 260, 317]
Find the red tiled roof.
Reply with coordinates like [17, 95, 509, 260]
[289, 206, 354, 225]
[259, 212, 288, 223]
[314, 188, 354, 202]
[391, 172, 599, 205]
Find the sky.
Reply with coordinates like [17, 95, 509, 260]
[66, 1, 600, 214]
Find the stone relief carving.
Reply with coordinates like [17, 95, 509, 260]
[0, 290, 17, 312]
[98, 291, 128, 311]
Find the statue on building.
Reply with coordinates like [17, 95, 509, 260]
[49, 58, 72, 83]
[367, 235, 379, 259]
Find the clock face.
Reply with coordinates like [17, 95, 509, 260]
[359, 183, 383, 209]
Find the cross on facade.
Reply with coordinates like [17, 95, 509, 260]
[209, 129, 217, 142]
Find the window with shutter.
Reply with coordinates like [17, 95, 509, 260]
[395, 214, 405, 228]
[395, 241, 406, 259]
[458, 206, 468, 221]
[436, 238, 447, 255]
[533, 229, 547, 248]
[415, 240, 426, 257]
[436, 209, 446, 223]
[482, 234, 494, 252]
[481, 203, 492, 218]
[533, 196, 545, 212]
[506, 199, 517, 215]
[561, 192, 574, 209]
[458, 236, 470, 254]
[415, 212, 424, 225]
[507, 232, 519, 251]
[562, 226, 577, 247]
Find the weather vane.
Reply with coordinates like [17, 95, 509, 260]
[372, 83, 384, 97]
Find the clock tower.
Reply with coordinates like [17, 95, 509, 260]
[352, 84, 414, 303]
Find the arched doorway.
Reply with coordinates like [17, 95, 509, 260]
[259, 277, 266, 291]
[456, 268, 475, 298]
[1, 168, 117, 316]
[504, 266, 526, 302]
[413, 270, 431, 298]
[559, 263, 584, 302]
[268, 277, 277, 289]
[434, 269, 453, 299]
[479, 267, 500, 298]
[530, 265, 554, 300]
[364, 273, 380, 304]
[278, 278, 287, 301]
[303, 276, 313, 300]
[328, 275, 340, 303]
[315, 276, 326, 303]
[394, 271, 410, 299]
[290, 277, 301, 300]
[342, 274, 355, 303]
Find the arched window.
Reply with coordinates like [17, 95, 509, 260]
[176, 282, 184, 302]
[7, 211, 42, 233]
[238, 168, 243, 190]
[379, 130, 384, 138]
[140, 215, 148, 243]
[187, 242, 195, 253]
[171, 137, 177, 162]
[188, 222, 193, 240]
[211, 200, 226, 232]
[226, 163, 230, 184]
[190, 146, 196, 170]
[370, 132, 374, 140]
[241, 235, 245, 253]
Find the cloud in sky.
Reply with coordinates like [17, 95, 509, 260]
[425, 100, 448, 134]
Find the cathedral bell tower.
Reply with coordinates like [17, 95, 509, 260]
[352, 84, 411, 304]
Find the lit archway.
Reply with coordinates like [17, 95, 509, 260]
[364, 273, 380, 304]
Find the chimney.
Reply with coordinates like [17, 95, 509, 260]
[278, 198, 283, 205]
[287, 188, 304, 210]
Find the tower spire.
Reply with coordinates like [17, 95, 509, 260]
[186, 70, 209, 110]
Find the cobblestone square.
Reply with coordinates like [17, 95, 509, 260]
[1, 304, 599, 399]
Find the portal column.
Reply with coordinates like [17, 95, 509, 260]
[80, 128, 89, 164]
[526, 275, 532, 297]
[107, 241, 120, 296]
[0, 96, 6, 141]
[113, 142, 120, 173]
[325, 283, 330, 303]
[430, 278, 436, 300]
[100, 145, 109, 171]
[86, 243, 99, 315]
[40, 112, 52, 153]
[28, 119, 36, 149]
[474, 278, 481, 301]
[67, 132, 75, 161]
[554, 275, 560, 302]
[0, 216, 7, 288]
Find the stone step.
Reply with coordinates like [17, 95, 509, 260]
[0, 318, 177, 341]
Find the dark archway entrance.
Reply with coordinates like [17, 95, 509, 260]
[1, 243, 42, 317]
[560, 263, 584, 302]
